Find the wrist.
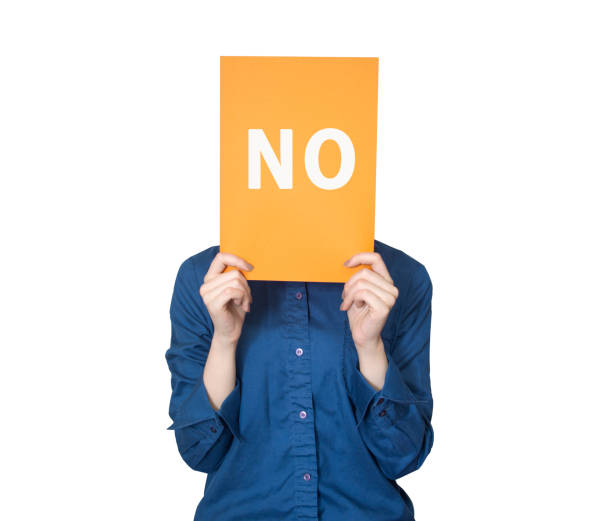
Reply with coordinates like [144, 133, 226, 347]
[355, 337, 387, 391]
[355, 335, 384, 356]
[211, 333, 239, 352]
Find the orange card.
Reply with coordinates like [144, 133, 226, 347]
[220, 56, 378, 282]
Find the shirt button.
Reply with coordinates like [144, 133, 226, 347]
[295, 347, 304, 356]
[303, 472, 311, 481]
[210, 426, 217, 433]
[299, 410, 307, 419]
[378, 409, 387, 417]
[376, 397, 385, 406]
[295, 291, 303, 300]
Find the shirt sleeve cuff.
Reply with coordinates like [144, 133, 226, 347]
[347, 337, 420, 427]
[167, 376, 243, 442]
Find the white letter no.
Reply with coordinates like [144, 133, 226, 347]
[304, 128, 355, 190]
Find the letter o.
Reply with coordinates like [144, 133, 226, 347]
[304, 128, 355, 190]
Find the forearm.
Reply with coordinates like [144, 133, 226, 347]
[203, 334, 238, 410]
[350, 335, 434, 480]
[356, 336, 388, 391]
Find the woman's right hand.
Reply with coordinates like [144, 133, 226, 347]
[200, 252, 254, 345]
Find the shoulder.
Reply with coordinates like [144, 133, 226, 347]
[373, 239, 432, 310]
[374, 239, 431, 287]
[170, 245, 220, 323]
[171, 245, 220, 305]
[176, 244, 221, 285]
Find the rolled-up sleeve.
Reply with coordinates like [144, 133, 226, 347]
[165, 257, 242, 473]
[346, 263, 434, 480]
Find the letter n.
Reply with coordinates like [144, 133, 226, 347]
[248, 129, 293, 189]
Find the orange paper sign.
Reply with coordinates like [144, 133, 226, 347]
[220, 56, 378, 282]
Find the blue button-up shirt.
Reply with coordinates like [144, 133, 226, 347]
[166, 239, 434, 520]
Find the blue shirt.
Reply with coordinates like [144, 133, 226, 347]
[166, 239, 434, 521]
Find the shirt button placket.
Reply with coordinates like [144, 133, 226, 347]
[285, 282, 317, 517]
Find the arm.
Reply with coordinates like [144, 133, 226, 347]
[165, 257, 244, 473]
[346, 263, 434, 480]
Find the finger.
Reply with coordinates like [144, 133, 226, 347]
[342, 267, 398, 301]
[341, 278, 396, 310]
[343, 252, 393, 284]
[341, 287, 387, 315]
[209, 286, 249, 313]
[205, 252, 254, 281]
[202, 274, 251, 306]
[201, 269, 252, 304]
[203, 274, 252, 308]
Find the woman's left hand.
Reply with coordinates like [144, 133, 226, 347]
[340, 252, 399, 353]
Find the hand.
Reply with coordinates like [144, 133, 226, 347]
[200, 252, 254, 346]
[340, 252, 399, 353]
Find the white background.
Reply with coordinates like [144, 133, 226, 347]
[1, 1, 611, 520]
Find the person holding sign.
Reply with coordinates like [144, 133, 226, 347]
[165, 57, 434, 520]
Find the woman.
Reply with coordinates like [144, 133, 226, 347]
[166, 238, 434, 520]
